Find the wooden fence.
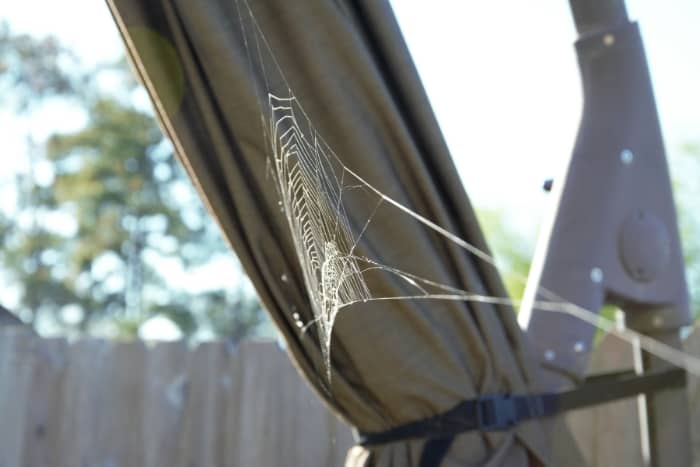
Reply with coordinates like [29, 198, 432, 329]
[565, 325, 700, 467]
[0, 329, 353, 467]
[1, 326, 700, 466]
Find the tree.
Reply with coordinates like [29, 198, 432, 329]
[676, 142, 700, 317]
[0, 22, 84, 327]
[0, 25, 268, 341]
[0, 21, 79, 109]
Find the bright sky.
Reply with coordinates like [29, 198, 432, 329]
[1, 0, 699, 267]
[390, 1, 700, 239]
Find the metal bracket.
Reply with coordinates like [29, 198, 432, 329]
[519, 20, 691, 381]
[519, 5, 692, 465]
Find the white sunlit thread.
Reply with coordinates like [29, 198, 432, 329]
[269, 94, 371, 377]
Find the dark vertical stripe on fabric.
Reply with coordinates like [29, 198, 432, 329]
[419, 437, 455, 467]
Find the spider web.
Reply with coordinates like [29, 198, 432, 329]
[234, 0, 700, 380]
[269, 94, 371, 363]
[268, 92, 498, 374]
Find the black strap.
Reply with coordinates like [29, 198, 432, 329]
[559, 367, 684, 411]
[357, 367, 685, 447]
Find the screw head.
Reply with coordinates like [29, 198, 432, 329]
[620, 149, 634, 164]
[590, 267, 604, 283]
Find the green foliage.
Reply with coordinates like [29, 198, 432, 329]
[0, 26, 267, 341]
[0, 21, 80, 109]
[476, 208, 532, 301]
[677, 143, 700, 317]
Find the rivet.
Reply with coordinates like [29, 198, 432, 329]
[653, 316, 664, 327]
[590, 267, 604, 283]
[574, 341, 586, 353]
[620, 149, 634, 164]
[603, 34, 615, 46]
[281, 273, 289, 283]
[544, 349, 556, 362]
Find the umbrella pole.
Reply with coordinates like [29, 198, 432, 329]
[568, 0, 629, 36]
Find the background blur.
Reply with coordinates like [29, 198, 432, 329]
[0, 1, 698, 341]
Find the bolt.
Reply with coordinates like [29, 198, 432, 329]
[603, 34, 615, 46]
[590, 267, 604, 283]
[544, 349, 556, 362]
[543, 178, 554, 192]
[574, 341, 586, 353]
[620, 149, 634, 164]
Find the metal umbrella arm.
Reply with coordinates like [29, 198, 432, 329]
[519, 0, 692, 465]
[520, 8, 690, 387]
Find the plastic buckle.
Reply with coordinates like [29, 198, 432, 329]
[476, 394, 517, 431]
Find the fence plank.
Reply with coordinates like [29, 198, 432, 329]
[684, 327, 700, 467]
[92, 339, 148, 467]
[233, 340, 298, 466]
[20, 337, 68, 467]
[142, 341, 189, 467]
[176, 341, 229, 467]
[585, 334, 640, 467]
[0, 329, 35, 467]
[220, 341, 244, 466]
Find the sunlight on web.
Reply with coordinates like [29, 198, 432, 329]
[266, 92, 500, 374]
[269, 94, 371, 370]
[234, 0, 700, 382]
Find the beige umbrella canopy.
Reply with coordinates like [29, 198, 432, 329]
[107, 0, 574, 464]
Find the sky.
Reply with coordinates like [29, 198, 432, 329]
[1, 1, 699, 310]
[390, 1, 700, 237]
